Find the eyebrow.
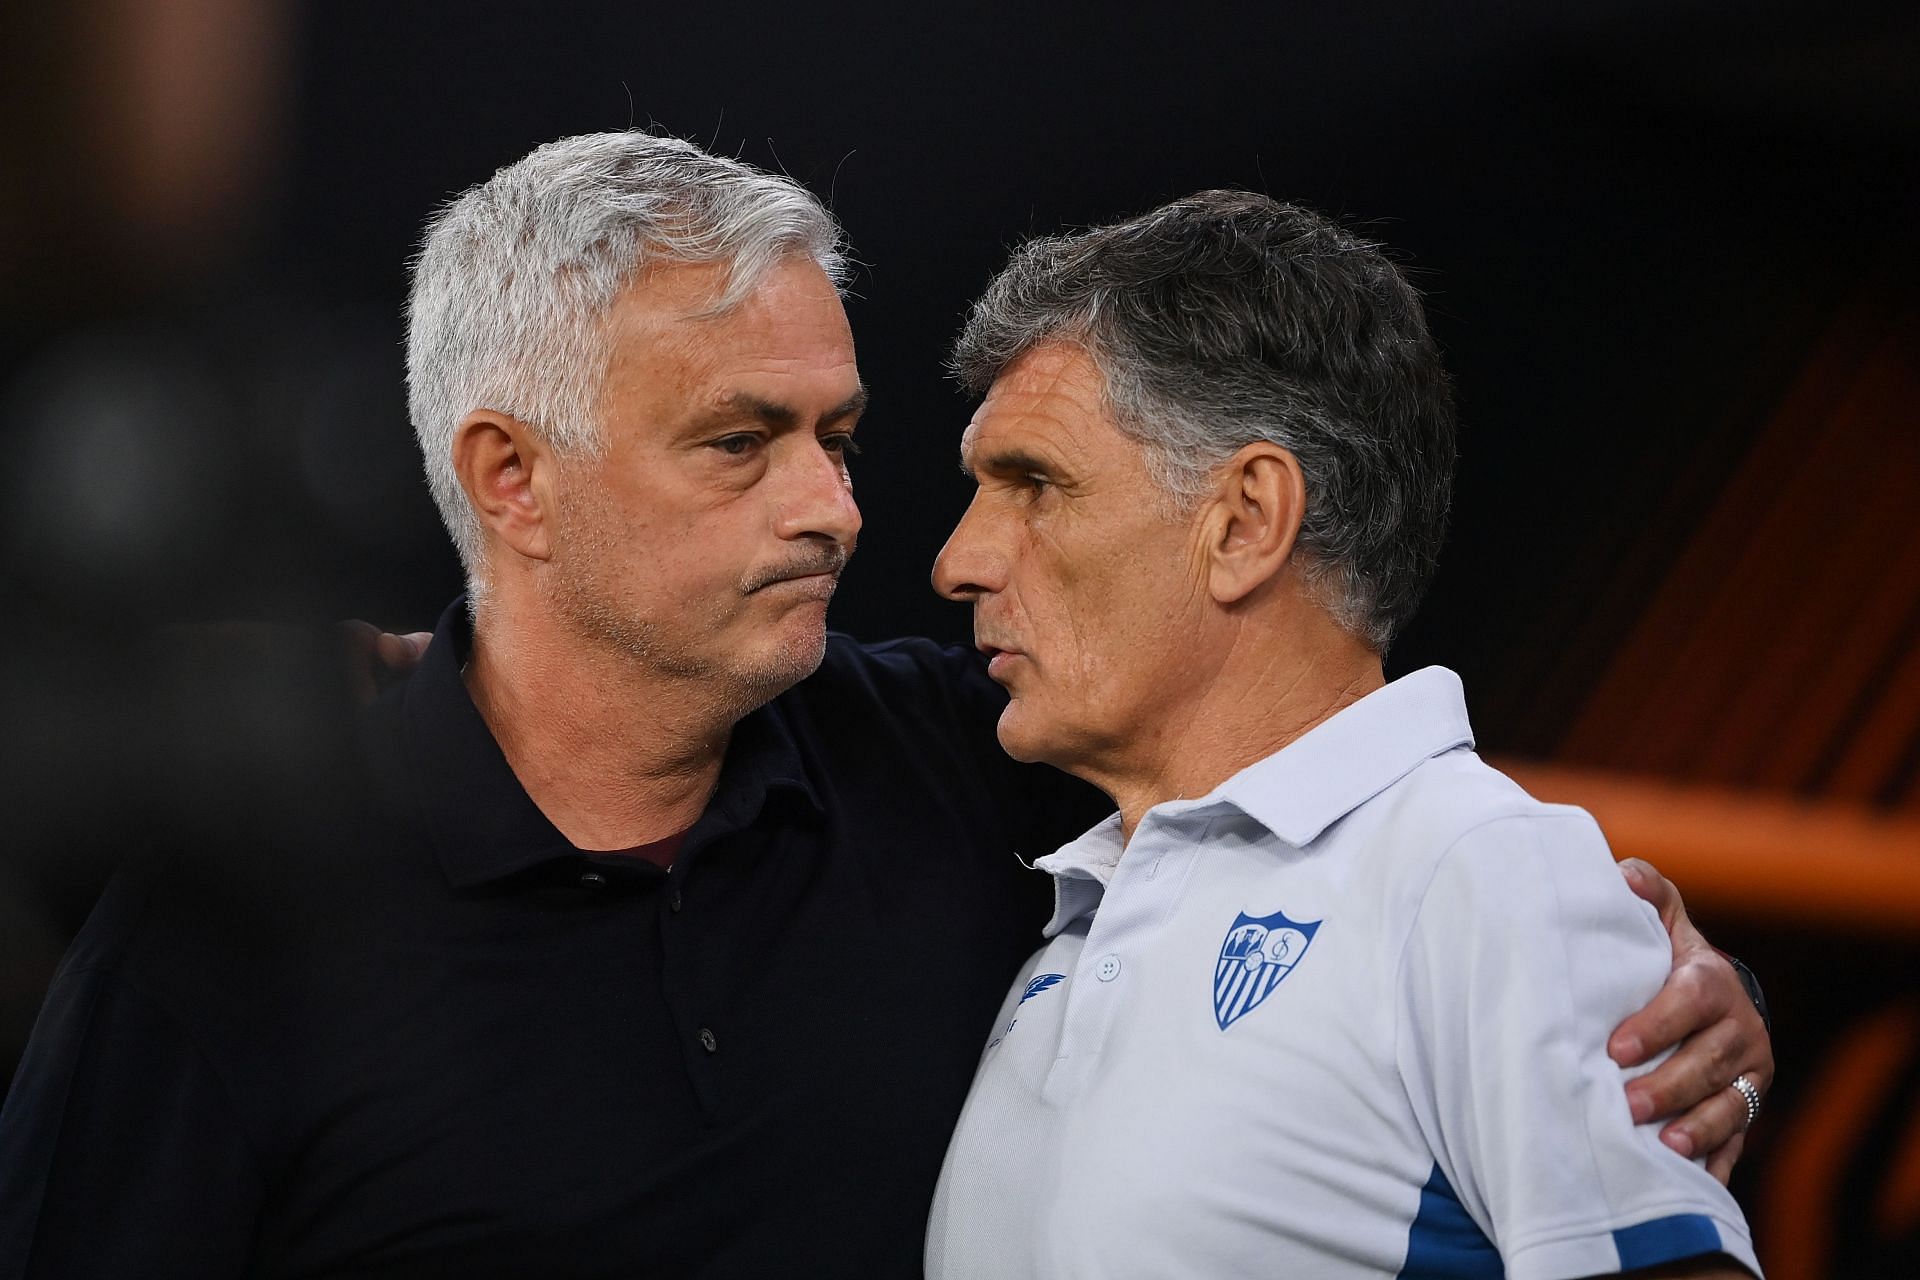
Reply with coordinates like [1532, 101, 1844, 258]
[717, 386, 869, 428]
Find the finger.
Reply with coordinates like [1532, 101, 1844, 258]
[1703, 1131, 1745, 1187]
[373, 631, 430, 674]
[1745, 1052, 1775, 1098]
[1622, 859, 1720, 966]
[1658, 1077, 1754, 1163]
[1624, 1018, 1744, 1123]
[1619, 858, 1684, 934]
[1611, 956, 1733, 1067]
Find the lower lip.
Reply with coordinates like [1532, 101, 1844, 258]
[761, 574, 839, 601]
[986, 651, 1022, 679]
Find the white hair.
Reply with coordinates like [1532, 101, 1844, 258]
[405, 131, 850, 588]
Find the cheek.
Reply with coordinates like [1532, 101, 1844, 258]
[1060, 546, 1191, 697]
[662, 505, 757, 576]
[1031, 555, 1128, 688]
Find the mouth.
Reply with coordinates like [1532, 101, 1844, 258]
[746, 552, 849, 596]
[754, 570, 842, 602]
[977, 643, 1024, 681]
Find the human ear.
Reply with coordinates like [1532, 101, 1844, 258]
[1203, 443, 1307, 605]
[450, 412, 556, 564]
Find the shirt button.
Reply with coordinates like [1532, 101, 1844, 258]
[698, 1027, 718, 1053]
[1096, 954, 1122, 982]
[579, 870, 607, 890]
[670, 889, 683, 913]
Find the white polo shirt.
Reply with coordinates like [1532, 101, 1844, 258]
[926, 667, 1759, 1280]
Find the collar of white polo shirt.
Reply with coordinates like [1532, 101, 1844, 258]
[1034, 666, 1477, 937]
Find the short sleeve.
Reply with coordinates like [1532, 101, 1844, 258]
[1394, 810, 1760, 1280]
[0, 965, 262, 1278]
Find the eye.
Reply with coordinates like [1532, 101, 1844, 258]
[711, 433, 762, 456]
[821, 432, 862, 458]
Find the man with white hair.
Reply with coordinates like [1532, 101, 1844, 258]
[0, 136, 1767, 1277]
[924, 192, 1763, 1277]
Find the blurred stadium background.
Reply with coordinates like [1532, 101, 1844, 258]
[1, 2, 1914, 1274]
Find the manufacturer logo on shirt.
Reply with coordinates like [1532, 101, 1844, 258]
[1213, 909, 1321, 1030]
[987, 972, 1068, 1049]
[1020, 973, 1065, 1004]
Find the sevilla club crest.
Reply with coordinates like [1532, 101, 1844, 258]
[1213, 908, 1321, 1031]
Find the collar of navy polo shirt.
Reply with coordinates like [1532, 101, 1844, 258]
[401, 598, 825, 889]
[1037, 666, 1475, 935]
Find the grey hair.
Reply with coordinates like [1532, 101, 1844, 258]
[951, 191, 1455, 651]
[405, 131, 850, 586]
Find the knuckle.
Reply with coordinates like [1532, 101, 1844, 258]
[1680, 957, 1735, 1012]
[1640, 1065, 1685, 1109]
[1689, 1108, 1730, 1149]
[1710, 1029, 1745, 1077]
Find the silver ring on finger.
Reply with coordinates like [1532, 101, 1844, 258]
[1728, 1073, 1761, 1131]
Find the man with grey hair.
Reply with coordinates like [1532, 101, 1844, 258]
[0, 139, 1765, 1277]
[925, 192, 1763, 1277]
[1, 131, 1089, 1277]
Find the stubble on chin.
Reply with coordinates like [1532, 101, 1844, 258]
[543, 482, 835, 711]
[543, 554, 830, 717]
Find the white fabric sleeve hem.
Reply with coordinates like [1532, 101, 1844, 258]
[1505, 1208, 1760, 1280]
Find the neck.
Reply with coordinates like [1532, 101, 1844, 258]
[1102, 608, 1385, 844]
[463, 591, 738, 852]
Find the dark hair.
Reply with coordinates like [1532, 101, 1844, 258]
[952, 191, 1455, 650]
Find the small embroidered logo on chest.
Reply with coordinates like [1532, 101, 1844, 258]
[1020, 973, 1066, 1004]
[1213, 910, 1321, 1030]
[987, 972, 1068, 1049]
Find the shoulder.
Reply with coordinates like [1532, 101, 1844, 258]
[807, 633, 995, 701]
[1380, 756, 1668, 993]
[778, 634, 1106, 850]
[1365, 750, 1613, 878]
[50, 846, 299, 1005]
[1355, 751, 1656, 948]
[10, 853, 253, 1118]
[44, 795, 387, 1060]
[27, 857, 153, 1009]
[777, 633, 1003, 742]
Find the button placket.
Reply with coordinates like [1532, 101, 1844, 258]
[1045, 823, 1206, 1100]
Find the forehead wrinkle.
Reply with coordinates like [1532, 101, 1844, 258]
[963, 344, 1123, 491]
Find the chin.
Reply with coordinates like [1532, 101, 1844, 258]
[738, 622, 831, 698]
[993, 703, 1058, 766]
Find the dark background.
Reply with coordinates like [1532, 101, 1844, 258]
[2, 2, 1916, 1275]
[5, 1, 1909, 702]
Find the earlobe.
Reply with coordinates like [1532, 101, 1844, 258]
[1206, 445, 1306, 605]
[450, 412, 555, 564]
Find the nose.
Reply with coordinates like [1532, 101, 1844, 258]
[932, 492, 1005, 602]
[774, 438, 863, 549]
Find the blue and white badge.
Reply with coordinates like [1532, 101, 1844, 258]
[1213, 909, 1321, 1030]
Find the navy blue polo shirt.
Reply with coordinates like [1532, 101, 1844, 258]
[0, 602, 1107, 1278]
